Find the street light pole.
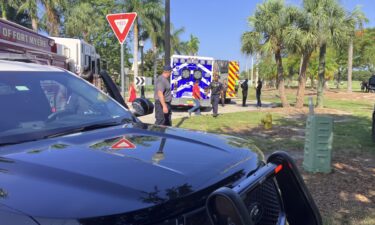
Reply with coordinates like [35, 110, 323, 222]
[164, 0, 171, 66]
[139, 40, 145, 98]
[139, 40, 144, 78]
[251, 55, 254, 86]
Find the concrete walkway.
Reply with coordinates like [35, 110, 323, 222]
[138, 98, 274, 124]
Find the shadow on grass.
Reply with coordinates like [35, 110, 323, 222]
[174, 116, 188, 128]
[202, 113, 374, 154]
[201, 113, 374, 225]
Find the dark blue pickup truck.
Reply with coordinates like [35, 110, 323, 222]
[0, 60, 321, 225]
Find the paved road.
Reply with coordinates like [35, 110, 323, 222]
[138, 98, 274, 124]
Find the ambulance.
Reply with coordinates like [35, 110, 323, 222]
[170, 55, 239, 107]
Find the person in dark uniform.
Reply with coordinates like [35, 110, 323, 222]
[256, 79, 263, 108]
[241, 79, 248, 107]
[208, 74, 223, 117]
[221, 80, 228, 107]
[154, 66, 172, 126]
[141, 86, 145, 98]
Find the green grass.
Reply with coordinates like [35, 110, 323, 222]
[173, 94, 375, 154]
[174, 111, 274, 132]
[172, 84, 375, 225]
[173, 80, 375, 154]
[174, 81, 375, 155]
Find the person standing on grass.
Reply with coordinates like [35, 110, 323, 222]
[188, 80, 201, 117]
[241, 79, 248, 107]
[256, 79, 263, 108]
[208, 74, 223, 117]
[234, 79, 239, 97]
[154, 66, 172, 126]
[221, 80, 228, 107]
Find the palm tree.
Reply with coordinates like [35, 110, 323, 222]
[304, 0, 347, 108]
[124, 0, 163, 80]
[18, 0, 38, 31]
[241, 31, 262, 86]
[243, 0, 293, 108]
[284, 8, 319, 108]
[139, 10, 164, 82]
[170, 26, 185, 54]
[64, 2, 101, 42]
[346, 6, 367, 92]
[186, 34, 199, 55]
[1, 0, 19, 20]
[41, 0, 66, 36]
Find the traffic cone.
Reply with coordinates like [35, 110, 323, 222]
[128, 83, 137, 102]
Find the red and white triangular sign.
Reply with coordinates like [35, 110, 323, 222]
[111, 137, 136, 150]
[106, 12, 137, 44]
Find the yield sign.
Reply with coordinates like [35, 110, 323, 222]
[111, 137, 136, 150]
[106, 12, 137, 44]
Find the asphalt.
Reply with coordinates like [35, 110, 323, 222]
[138, 98, 274, 124]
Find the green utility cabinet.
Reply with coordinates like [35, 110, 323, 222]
[303, 115, 333, 173]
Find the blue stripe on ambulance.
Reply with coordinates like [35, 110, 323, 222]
[171, 59, 212, 100]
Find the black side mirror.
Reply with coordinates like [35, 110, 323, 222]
[207, 187, 253, 225]
[99, 71, 128, 109]
[132, 98, 154, 117]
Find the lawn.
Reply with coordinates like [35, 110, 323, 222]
[173, 84, 375, 225]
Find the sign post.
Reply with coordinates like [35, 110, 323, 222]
[121, 44, 124, 96]
[106, 12, 137, 98]
[135, 76, 145, 86]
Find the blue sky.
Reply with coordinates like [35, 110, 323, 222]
[167, 0, 375, 72]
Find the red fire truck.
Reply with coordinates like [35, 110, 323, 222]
[0, 18, 109, 110]
[0, 18, 66, 68]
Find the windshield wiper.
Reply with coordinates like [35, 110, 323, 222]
[46, 118, 133, 138]
[0, 140, 32, 147]
[0, 118, 134, 146]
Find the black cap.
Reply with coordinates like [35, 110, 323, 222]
[163, 65, 172, 72]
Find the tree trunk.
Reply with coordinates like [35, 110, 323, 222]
[336, 68, 342, 89]
[255, 53, 259, 84]
[1, 1, 7, 19]
[164, 0, 171, 66]
[45, 6, 59, 36]
[31, 18, 38, 32]
[295, 53, 310, 108]
[51, 13, 60, 36]
[274, 48, 290, 108]
[133, 20, 139, 81]
[316, 42, 327, 108]
[347, 38, 353, 92]
[310, 75, 314, 89]
[153, 45, 158, 83]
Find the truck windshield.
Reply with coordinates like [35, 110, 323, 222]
[0, 71, 133, 145]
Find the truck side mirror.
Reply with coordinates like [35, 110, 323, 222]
[99, 71, 128, 109]
[132, 98, 154, 117]
[99, 71, 154, 118]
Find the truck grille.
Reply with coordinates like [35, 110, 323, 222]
[155, 179, 282, 225]
[243, 178, 282, 225]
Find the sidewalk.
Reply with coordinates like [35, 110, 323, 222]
[138, 99, 275, 124]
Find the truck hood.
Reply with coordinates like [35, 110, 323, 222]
[0, 123, 263, 220]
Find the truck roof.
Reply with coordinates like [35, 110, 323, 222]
[172, 55, 214, 61]
[0, 60, 63, 72]
[0, 18, 58, 57]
